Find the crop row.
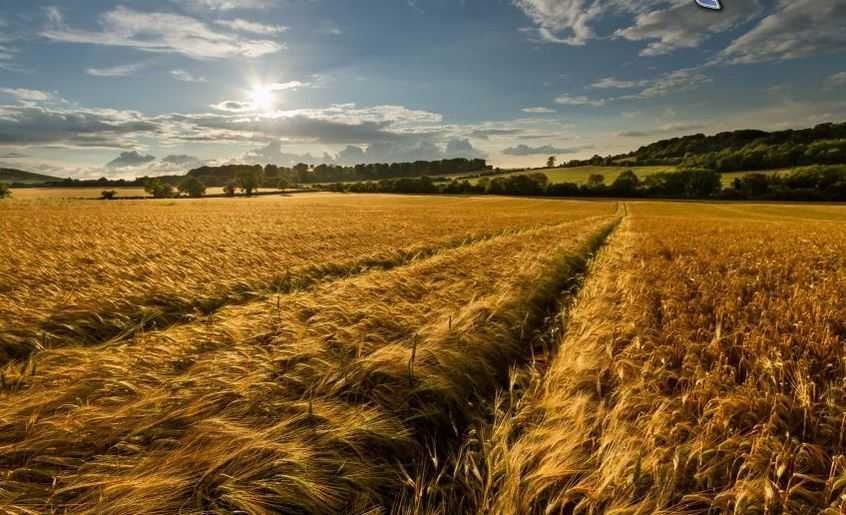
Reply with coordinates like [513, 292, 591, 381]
[0, 195, 616, 364]
[0, 215, 618, 513]
[481, 210, 846, 514]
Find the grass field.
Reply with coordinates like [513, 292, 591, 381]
[475, 165, 678, 185]
[494, 165, 792, 187]
[2, 193, 846, 513]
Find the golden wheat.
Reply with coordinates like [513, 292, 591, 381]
[0, 194, 618, 514]
[481, 202, 846, 514]
[0, 194, 616, 364]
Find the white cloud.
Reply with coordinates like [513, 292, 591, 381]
[555, 94, 606, 107]
[0, 44, 14, 61]
[503, 143, 592, 155]
[270, 81, 311, 91]
[717, 0, 846, 64]
[556, 68, 711, 108]
[173, 0, 277, 10]
[826, 72, 846, 89]
[513, 0, 602, 45]
[591, 77, 648, 89]
[42, 6, 284, 60]
[636, 68, 711, 98]
[215, 18, 287, 34]
[616, 0, 761, 56]
[86, 62, 146, 77]
[210, 100, 254, 112]
[521, 107, 557, 113]
[106, 150, 156, 168]
[0, 88, 53, 103]
[171, 69, 208, 82]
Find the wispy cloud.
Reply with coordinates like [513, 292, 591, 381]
[270, 81, 311, 91]
[590, 77, 648, 89]
[555, 94, 606, 107]
[86, 62, 146, 77]
[215, 18, 287, 34]
[618, 123, 706, 138]
[521, 107, 556, 113]
[513, 0, 602, 45]
[42, 6, 284, 60]
[558, 68, 712, 108]
[171, 69, 208, 82]
[503, 143, 592, 155]
[826, 72, 846, 90]
[0, 88, 54, 103]
[173, 0, 277, 11]
[716, 0, 846, 64]
[616, 0, 761, 56]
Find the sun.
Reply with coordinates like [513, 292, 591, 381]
[249, 85, 276, 112]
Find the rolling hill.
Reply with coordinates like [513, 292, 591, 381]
[0, 168, 61, 185]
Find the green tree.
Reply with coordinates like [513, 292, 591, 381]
[546, 156, 556, 168]
[586, 174, 605, 189]
[276, 177, 289, 190]
[178, 176, 206, 198]
[143, 178, 175, 198]
[236, 166, 264, 196]
[100, 190, 117, 200]
[223, 181, 237, 197]
[610, 170, 640, 196]
[0, 182, 10, 199]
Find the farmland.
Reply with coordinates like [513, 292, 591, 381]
[2, 193, 846, 514]
[481, 165, 789, 187]
[474, 165, 677, 185]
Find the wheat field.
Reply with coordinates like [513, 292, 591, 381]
[2, 193, 846, 514]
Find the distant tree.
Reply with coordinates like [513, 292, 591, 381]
[178, 176, 206, 198]
[546, 156, 557, 168]
[610, 170, 640, 196]
[0, 182, 10, 199]
[100, 190, 117, 200]
[223, 181, 237, 197]
[586, 174, 605, 189]
[236, 166, 264, 196]
[276, 177, 289, 190]
[143, 178, 175, 198]
[732, 173, 770, 198]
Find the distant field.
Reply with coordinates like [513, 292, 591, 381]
[489, 165, 802, 187]
[3, 193, 846, 514]
[473, 165, 677, 185]
[8, 186, 282, 199]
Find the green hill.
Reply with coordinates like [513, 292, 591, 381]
[0, 168, 61, 185]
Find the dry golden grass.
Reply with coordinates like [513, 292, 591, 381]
[478, 202, 846, 514]
[0, 194, 619, 513]
[0, 194, 616, 364]
[8, 192, 845, 515]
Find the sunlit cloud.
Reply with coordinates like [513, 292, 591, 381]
[42, 6, 284, 60]
[86, 62, 146, 77]
[171, 69, 208, 83]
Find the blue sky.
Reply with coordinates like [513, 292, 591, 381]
[0, 0, 844, 177]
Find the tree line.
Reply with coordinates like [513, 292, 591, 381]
[187, 158, 488, 186]
[560, 122, 846, 172]
[323, 165, 846, 201]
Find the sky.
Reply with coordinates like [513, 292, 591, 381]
[0, 0, 844, 178]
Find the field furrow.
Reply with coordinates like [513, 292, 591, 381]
[0, 195, 617, 365]
[482, 205, 846, 514]
[0, 215, 618, 514]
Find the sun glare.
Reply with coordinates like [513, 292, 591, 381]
[249, 85, 276, 112]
